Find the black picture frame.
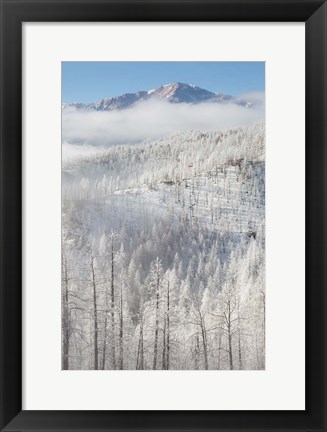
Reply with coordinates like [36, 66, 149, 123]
[0, 0, 326, 431]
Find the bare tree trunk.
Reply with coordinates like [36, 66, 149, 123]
[227, 301, 233, 370]
[238, 326, 242, 370]
[153, 272, 160, 370]
[217, 333, 222, 370]
[110, 238, 116, 369]
[237, 302, 243, 370]
[101, 282, 109, 370]
[200, 318, 209, 370]
[136, 332, 140, 369]
[102, 314, 108, 369]
[62, 254, 70, 370]
[197, 310, 208, 370]
[228, 332, 233, 370]
[195, 335, 200, 370]
[136, 321, 144, 370]
[91, 255, 98, 370]
[119, 288, 123, 370]
[162, 315, 166, 370]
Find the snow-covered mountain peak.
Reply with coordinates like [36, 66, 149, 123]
[62, 82, 251, 112]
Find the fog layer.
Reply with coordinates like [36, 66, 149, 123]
[62, 95, 264, 160]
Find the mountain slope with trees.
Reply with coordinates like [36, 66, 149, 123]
[62, 122, 265, 370]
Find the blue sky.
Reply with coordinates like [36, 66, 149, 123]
[62, 62, 265, 104]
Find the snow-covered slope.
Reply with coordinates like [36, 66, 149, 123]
[62, 123, 265, 371]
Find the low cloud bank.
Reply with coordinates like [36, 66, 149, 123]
[62, 94, 264, 161]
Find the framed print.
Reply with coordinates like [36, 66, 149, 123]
[0, 0, 326, 431]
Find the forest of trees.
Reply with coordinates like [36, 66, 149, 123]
[62, 122, 265, 370]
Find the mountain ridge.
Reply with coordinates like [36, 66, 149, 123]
[62, 82, 253, 112]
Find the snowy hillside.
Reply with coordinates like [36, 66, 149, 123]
[62, 123, 265, 370]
